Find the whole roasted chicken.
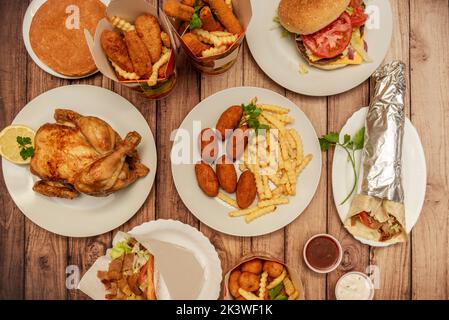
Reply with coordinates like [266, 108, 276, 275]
[30, 109, 149, 199]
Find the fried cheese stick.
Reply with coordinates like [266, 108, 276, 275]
[199, 6, 223, 32]
[164, 0, 194, 21]
[206, 0, 243, 34]
[182, 32, 210, 56]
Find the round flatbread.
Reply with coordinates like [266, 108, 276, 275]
[29, 0, 106, 77]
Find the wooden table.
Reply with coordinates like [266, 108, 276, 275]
[1, 0, 448, 300]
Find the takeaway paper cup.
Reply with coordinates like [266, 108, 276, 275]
[85, 0, 178, 99]
[163, 0, 252, 75]
[222, 253, 305, 300]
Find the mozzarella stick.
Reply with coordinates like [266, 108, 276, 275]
[182, 33, 210, 56]
[207, 0, 243, 34]
[200, 6, 224, 32]
[164, 0, 194, 21]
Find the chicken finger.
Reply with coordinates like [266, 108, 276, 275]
[135, 14, 162, 63]
[164, 0, 194, 21]
[124, 30, 152, 77]
[101, 30, 134, 73]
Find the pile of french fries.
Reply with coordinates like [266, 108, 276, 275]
[217, 98, 313, 223]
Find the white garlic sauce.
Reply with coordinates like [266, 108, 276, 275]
[335, 273, 373, 300]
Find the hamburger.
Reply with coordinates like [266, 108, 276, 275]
[278, 0, 370, 70]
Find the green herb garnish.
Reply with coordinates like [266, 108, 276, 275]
[346, 6, 354, 16]
[319, 127, 365, 205]
[17, 136, 34, 160]
[268, 282, 284, 300]
[240, 102, 269, 135]
[274, 295, 288, 300]
[189, 0, 203, 30]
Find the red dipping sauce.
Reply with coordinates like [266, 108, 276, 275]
[303, 234, 342, 273]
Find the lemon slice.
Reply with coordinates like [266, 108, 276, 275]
[0, 125, 36, 164]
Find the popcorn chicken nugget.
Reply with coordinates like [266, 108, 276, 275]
[101, 30, 134, 73]
[207, 0, 243, 34]
[228, 270, 241, 298]
[164, 0, 194, 21]
[238, 272, 260, 292]
[181, 33, 210, 57]
[200, 6, 224, 32]
[124, 30, 152, 77]
[135, 14, 162, 63]
[263, 261, 284, 278]
[241, 259, 263, 274]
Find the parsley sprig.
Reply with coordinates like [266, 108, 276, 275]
[189, 0, 203, 30]
[17, 136, 34, 160]
[319, 127, 365, 205]
[240, 102, 270, 135]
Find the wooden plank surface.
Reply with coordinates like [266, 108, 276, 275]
[0, 0, 448, 300]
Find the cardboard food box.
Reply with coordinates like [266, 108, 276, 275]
[85, 0, 178, 99]
[163, 0, 252, 75]
[223, 253, 306, 300]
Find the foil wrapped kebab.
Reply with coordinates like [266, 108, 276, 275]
[345, 61, 408, 244]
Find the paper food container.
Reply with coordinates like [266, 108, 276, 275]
[163, 0, 252, 75]
[222, 253, 306, 300]
[78, 230, 208, 300]
[85, 0, 178, 99]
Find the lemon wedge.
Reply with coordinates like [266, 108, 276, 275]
[0, 125, 36, 164]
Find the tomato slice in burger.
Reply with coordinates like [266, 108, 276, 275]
[349, 0, 368, 27]
[302, 12, 353, 59]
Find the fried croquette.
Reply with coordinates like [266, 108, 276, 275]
[164, 0, 194, 21]
[123, 30, 152, 77]
[181, 33, 210, 57]
[101, 30, 134, 72]
[238, 272, 260, 292]
[199, 6, 223, 32]
[206, 0, 243, 34]
[241, 259, 263, 274]
[135, 14, 162, 63]
[263, 261, 284, 278]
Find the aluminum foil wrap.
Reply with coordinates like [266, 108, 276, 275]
[361, 61, 406, 203]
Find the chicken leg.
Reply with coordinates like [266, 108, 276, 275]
[73, 132, 148, 196]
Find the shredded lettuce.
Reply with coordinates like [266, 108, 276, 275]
[110, 240, 132, 260]
[351, 28, 372, 62]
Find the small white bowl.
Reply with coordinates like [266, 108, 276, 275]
[335, 271, 375, 300]
[303, 234, 343, 274]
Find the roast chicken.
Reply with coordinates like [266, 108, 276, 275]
[30, 109, 149, 199]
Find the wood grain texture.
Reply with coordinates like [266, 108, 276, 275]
[368, 0, 411, 300]
[0, 0, 29, 300]
[410, 0, 449, 300]
[326, 84, 370, 300]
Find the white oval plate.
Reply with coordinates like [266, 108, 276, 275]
[2, 85, 157, 237]
[246, 0, 393, 96]
[333, 107, 427, 247]
[22, 0, 110, 79]
[129, 219, 222, 300]
[171, 87, 322, 237]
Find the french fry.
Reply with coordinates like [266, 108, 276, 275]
[192, 28, 237, 47]
[262, 175, 272, 199]
[245, 205, 276, 223]
[147, 48, 171, 86]
[284, 160, 297, 186]
[229, 206, 258, 217]
[238, 288, 261, 300]
[267, 269, 287, 289]
[288, 291, 299, 300]
[271, 185, 285, 198]
[283, 277, 296, 296]
[296, 154, 313, 176]
[258, 272, 268, 299]
[258, 104, 290, 114]
[276, 114, 294, 124]
[217, 192, 238, 208]
[202, 46, 227, 57]
[109, 16, 135, 32]
[257, 197, 289, 208]
[279, 132, 290, 161]
[262, 112, 286, 134]
[254, 169, 265, 200]
[289, 129, 304, 165]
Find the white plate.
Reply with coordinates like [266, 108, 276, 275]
[333, 107, 427, 247]
[129, 219, 223, 300]
[246, 0, 393, 96]
[22, 0, 110, 79]
[2, 85, 157, 237]
[171, 87, 322, 237]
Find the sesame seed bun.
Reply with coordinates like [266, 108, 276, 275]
[278, 0, 350, 35]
